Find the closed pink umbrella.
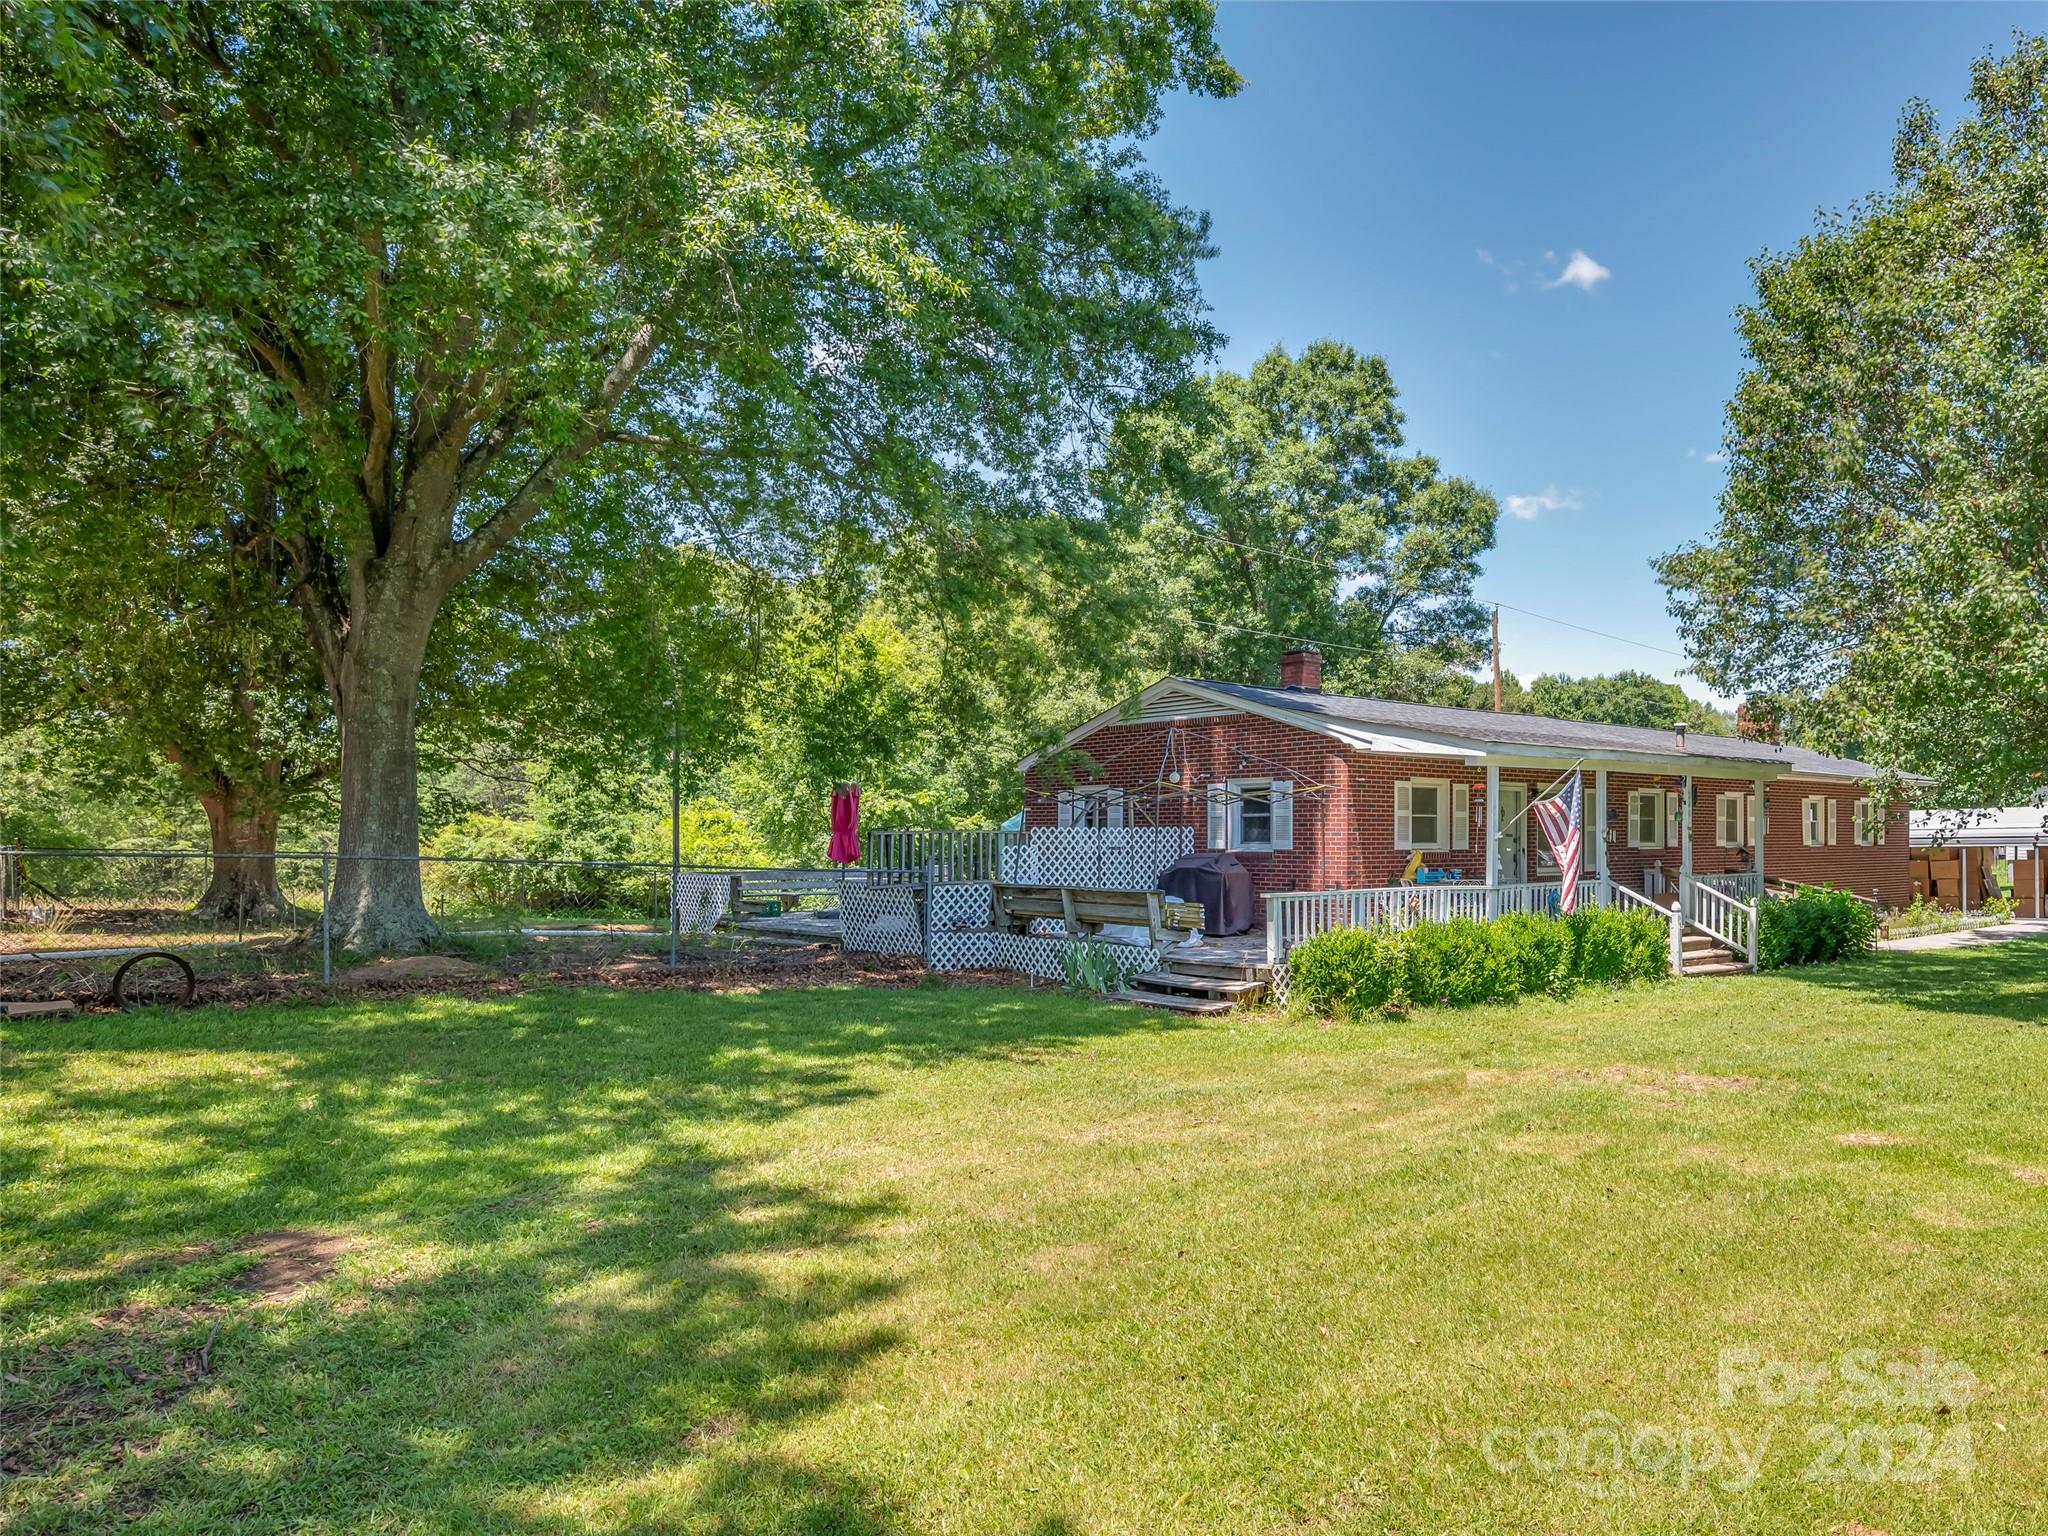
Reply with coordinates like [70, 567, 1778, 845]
[828, 783, 861, 864]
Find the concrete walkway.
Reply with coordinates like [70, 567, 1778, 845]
[1880, 918, 2048, 953]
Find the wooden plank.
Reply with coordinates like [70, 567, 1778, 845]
[3, 1000, 78, 1018]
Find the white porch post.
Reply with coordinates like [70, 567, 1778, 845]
[1679, 774, 1695, 920]
[1484, 763, 1501, 919]
[1961, 846, 1970, 917]
[1752, 773, 1767, 897]
[1594, 767, 1610, 905]
[2035, 836, 2042, 919]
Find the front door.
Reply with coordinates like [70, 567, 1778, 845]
[1497, 784, 1528, 883]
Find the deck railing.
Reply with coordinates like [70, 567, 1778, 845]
[1265, 878, 1606, 962]
[860, 827, 1022, 884]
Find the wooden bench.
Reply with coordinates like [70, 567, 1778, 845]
[990, 884, 1203, 947]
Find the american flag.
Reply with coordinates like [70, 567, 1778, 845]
[1530, 770, 1584, 913]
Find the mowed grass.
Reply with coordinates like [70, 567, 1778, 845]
[5, 946, 2048, 1534]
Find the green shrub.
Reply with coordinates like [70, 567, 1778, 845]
[1566, 905, 1670, 983]
[1286, 905, 1671, 1017]
[1285, 925, 1407, 1014]
[1757, 886, 1879, 968]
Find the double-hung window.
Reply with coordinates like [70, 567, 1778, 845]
[1628, 789, 1666, 849]
[1802, 795, 1837, 847]
[1393, 779, 1468, 853]
[1715, 793, 1746, 849]
[1058, 787, 1124, 829]
[1853, 797, 1885, 847]
[1208, 779, 1293, 852]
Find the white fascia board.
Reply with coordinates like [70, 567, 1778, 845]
[1017, 677, 1222, 771]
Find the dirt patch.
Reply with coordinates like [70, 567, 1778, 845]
[2010, 1166, 2048, 1186]
[229, 1229, 351, 1304]
[1558, 1065, 1763, 1094]
[1025, 1242, 1106, 1275]
[2, 943, 936, 1011]
[2, 1301, 217, 1479]
[342, 954, 483, 985]
[1836, 1131, 1910, 1147]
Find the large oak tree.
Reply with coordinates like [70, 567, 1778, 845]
[1658, 35, 2048, 805]
[6, 0, 1238, 946]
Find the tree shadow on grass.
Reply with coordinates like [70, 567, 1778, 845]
[1768, 940, 2048, 1024]
[0, 982, 1182, 1533]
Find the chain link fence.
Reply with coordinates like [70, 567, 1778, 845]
[0, 847, 848, 1005]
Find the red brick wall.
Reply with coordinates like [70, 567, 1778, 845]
[1760, 781, 1911, 908]
[1025, 713, 1909, 906]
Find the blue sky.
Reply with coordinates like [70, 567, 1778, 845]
[1141, 2, 2039, 702]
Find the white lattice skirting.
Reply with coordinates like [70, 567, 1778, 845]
[841, 884, 924, 956]
[671, 872, 732, 935]
[925, 884, 995, 970]
[997, 826, 1192, 891]
[989, 932, 1160, 987]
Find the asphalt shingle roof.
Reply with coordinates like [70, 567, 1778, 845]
[1183, 678, 1914, 781]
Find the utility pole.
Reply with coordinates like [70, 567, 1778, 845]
[1491, 604, 1502, 712]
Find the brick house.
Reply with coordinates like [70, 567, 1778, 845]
[1019, 651, 1919, 912]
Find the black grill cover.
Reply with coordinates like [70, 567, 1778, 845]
[1158, 851, 1255, 935]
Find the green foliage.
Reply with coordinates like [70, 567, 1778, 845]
[1287, 906, 1669, 1017]
[1283, 925, 1411, 1014]
[1656, 36, 2048, 803]
[1102, 340, 1499, 697]
[4, 0, 1241, 940]
[1057, 937, 1137, 995]
[1566, 904, 1669, 984]
[421, 796, 763, 913]
[1756, 887, 1880, 969]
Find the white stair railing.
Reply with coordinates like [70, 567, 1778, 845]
[1680, 874, 1760, 971]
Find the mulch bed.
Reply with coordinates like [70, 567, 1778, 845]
[1, 942, 955, 1012]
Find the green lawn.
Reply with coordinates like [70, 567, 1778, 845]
[5, 946, 2047, 1534]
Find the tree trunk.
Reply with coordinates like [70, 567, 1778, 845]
[324, 593, 440, 952]
[193, 789, 289, 921]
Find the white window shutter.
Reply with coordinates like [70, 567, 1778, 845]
[1748, 794, 1762, 847]
[1207, 784, 1227, 850]
[1271, 781, 1294, 851]
[1394, 781, 1414, 850]
[1876, 803, 1886, 845]
[1106, 788, 1125, 829]
[1826, 799, 1839, 845]
[1056, 790, 1073, 829]
[1451, 784, 1470, 851]
[1665, 790, 1681, 849]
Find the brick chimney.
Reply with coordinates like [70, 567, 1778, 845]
[1278, 647, 1322, 691]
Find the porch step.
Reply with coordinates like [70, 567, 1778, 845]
[1106, 988, 1239, 1015]
[1680, 933, 1726, 954]
[1683, 957, 1750, 977]
[1129, 970, 1266, 999]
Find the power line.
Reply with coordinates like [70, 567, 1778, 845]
[1171, 526, 1688, 662]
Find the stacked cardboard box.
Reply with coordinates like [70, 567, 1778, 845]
[1918, 847, 1962, 909]
[2015, 855, 2041, 918]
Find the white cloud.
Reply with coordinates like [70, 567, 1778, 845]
[1686, 446, 1728, 465]
[1546, 249, 1611, 291]
[1502, 486, 1583, 521]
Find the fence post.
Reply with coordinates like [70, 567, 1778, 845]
[1667, 903, 1684, 976]
[320, 846, 334, 990]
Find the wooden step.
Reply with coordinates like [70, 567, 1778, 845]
[1683, 959, 1750, 977]
[1129, 971, 1266, 998]
[1680, 932, 1724, 951]
[1157, 954, 1270, 981]
[1106, 989, 1239, 1015]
